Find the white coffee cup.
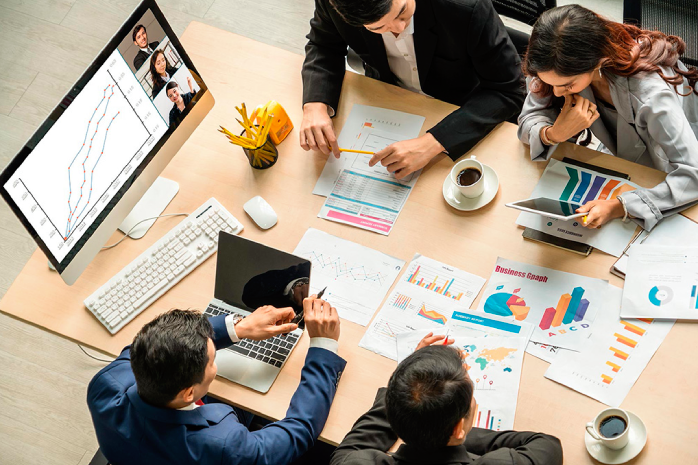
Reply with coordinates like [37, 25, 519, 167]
[450, 156, 485, 199]
[586, 408, 630, 450]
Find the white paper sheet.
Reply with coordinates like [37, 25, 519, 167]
[545, 286, 674, 407]
[313, 105, 425, 197]
[621, 245, 698, 320]
[396, 332, 527, 431]
[293, 228, 404, 326]
[359, 255, 495, 360]
[477, 257, 607, 351]
[516, 159, 639, 257]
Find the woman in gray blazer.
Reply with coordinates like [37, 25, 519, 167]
[518, 5, 698, 231]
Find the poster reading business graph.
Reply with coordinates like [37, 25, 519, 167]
[477, 258, 608, 351]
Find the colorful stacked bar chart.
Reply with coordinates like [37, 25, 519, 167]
[560, 166, 635, 205]
[391, 293, 412, 310]
[539, 287, 589, 329]
[620, 320, 646, 336]
[406, 265, 464, 300]
[599, 319, 654, 386]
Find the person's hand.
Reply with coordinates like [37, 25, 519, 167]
[415, 332, 454, 351]
[548, 94, 600, 143]
[300, 103, 340, 158]
[576, 198, 625, 229]
[369, 133, 444, 180]
[303, 295, 340, 341]
[187, 76, 193, 93]
[235, 305, 297, 340]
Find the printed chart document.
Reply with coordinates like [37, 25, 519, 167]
[546, 286, 674, 407]
[360, 255, 496, 360]
[517, 159, 639, 256]
[477, 257, 607, 352]
[293, 228, 404, 326]
[621, 245, 698, 320]
[397, 333, 527, 431]
[313, 104, 425, 197]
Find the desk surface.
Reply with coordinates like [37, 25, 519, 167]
[2, 22, 697, 463]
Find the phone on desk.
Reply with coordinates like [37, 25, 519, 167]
[506, 197, 586, 221]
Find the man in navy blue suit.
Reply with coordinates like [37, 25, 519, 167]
[87, 296, 345, 465]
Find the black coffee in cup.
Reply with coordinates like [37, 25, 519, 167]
[457, 168, 482, 186]
[599, 415, 627, 438]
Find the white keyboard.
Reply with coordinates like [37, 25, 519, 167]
[84, 198, 243, 334]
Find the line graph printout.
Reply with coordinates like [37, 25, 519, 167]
[397, 332, 527, 430]
[313, 104, 425, 197]
[545, 286, 674, 407]
[4, 49, 167, 262]
[293, 228, 404, 326]
[359, 255, 488, 359]
[516, 159, 639, 257]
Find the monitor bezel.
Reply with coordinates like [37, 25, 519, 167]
[0, 0, 209, 274]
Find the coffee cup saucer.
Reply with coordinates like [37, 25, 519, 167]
[442, 164, 499, 211]
[585, 411, 647, 464]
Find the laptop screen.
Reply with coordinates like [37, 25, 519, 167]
[215, 232, 311, 325]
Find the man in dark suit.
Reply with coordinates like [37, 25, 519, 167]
[87, 297, 345, 465]
[132, 24, 160, 70]
[331, 335, 563, 465]
[301, 0, 525, 179]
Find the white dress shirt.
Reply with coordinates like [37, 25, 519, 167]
[381, 16, 425, 95]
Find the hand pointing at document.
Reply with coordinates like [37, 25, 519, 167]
[369, 133, 445, 179]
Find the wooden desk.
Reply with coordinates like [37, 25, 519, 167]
[2, 22, 696, 463]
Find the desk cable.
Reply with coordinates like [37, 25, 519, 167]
[101, 212, 189, 250]
[78, 344, 114, 363]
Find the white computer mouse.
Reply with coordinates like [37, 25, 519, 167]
[243, 195, 278, 229]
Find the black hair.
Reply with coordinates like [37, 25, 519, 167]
[149, 49, 166, 80]
[132, 24, 146, 42]
[165, 80, 179, 93]
[386, 346, 473, 449]
[130, 309, 213, 407]
[329, 0, 395, 27]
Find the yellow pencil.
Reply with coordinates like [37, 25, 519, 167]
[339, 148, 375, 155]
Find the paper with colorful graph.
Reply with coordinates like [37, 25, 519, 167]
[545, 286, 674, 406]
[396, 331, 527, 431]
[359, 255, 488, 360]
[478, 258, 609, 352]
[516, 159, 639, 256]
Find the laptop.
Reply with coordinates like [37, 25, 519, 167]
[203, 231, 310, 393]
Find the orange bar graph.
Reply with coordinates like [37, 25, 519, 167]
[612, 183, 636, 198]
[638, 318, 654, 323]
[551, 294, 571, 327]
[456, 292, 463, 300]
[620, 320, 646, 336]
[601, 374, 613, 384]
[614, 333, 638, 348]
[606, 361, 621, 372]
[610, 346, 629, 360]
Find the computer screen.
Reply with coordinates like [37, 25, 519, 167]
[0, 0, 211, 281]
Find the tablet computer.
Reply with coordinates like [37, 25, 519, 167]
[506, 197, 585, 221]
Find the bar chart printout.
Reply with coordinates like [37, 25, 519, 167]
[516, 159, 639, 256]
[545, 287, 674, 406]
[359, 255, 487, 360]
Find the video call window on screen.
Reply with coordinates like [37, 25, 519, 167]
[117, 9, 201, 128]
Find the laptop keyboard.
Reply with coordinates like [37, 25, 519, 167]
[204, 304, 299, 368]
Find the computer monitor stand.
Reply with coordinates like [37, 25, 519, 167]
[118, 176, 179, 239]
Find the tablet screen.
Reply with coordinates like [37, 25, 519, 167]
[513, 198, 582, 217]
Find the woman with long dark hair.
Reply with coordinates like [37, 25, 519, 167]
[518, 5, 698, 230]
[149, 49, 177, 98]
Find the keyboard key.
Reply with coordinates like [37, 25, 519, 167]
[274, 360, 282, 368]
[255, 353, 264, 361]
[229, 345, 250, 357]
[263, 356, 270, 363]
[278, 348, 290, 355]
[271, 352, 284, 361]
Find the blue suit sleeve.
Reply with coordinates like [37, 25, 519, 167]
[209, 315, 234, 350]
[222, 347, 347, 465]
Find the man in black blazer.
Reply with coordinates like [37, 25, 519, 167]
[133, 24, 160, 70]
[330, 337, 563, 465]
[301, 0, 525, 179]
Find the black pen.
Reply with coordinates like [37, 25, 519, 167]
[317, 287, 327, 299]
[293, 287, 328, 327]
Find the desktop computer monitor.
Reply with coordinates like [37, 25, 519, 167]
[0, 0, 213, 285]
